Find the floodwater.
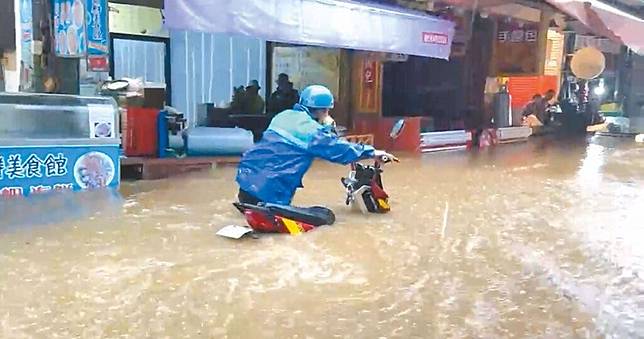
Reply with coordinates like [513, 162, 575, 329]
[1, 136, 643, 338]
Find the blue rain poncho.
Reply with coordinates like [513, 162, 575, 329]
[236, 105, 375, 205]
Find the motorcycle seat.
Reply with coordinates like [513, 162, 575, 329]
[262, 203, 336, 226]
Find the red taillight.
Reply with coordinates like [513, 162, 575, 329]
[370, 180, 388, 200]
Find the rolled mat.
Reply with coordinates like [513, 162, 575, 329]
[184, 127, 254, 156]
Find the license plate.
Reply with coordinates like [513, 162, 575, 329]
[377, 198, 390, 210]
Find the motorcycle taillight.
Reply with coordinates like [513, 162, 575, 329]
[371, 180, 389, 200]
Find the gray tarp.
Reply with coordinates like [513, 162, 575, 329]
[165, 0, 455, 59]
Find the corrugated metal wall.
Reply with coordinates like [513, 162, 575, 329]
[170, 30, 266, 126]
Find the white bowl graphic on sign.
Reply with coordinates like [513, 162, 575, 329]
[94, 122, 113, 138]
[74, 151, 115, 189]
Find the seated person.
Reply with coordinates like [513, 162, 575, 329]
[522, 94, 545, 128]
[242, 80, 265, 114]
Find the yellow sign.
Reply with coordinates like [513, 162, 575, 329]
[109, 3, 168, 38]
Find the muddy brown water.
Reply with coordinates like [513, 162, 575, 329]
[1, 136, 642, 338]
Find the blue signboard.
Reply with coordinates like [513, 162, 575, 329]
[53, 0, 87, 57]
[0, 145, 120, 198]
[86, 0, 109, 56]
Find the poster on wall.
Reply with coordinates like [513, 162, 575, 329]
[53, 0, 87, 57]
[493, 20, 539, 75]
[86, 0, 109, 71]
[87, 56, 109, 72]
[359, 60, 379, 112]
[273, 47, 340, 97]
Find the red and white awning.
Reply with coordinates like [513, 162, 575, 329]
[546, 0, 644, 54]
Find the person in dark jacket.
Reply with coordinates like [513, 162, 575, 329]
[267, 73, 300, 116]
[236, 85, 395, 206]
[242, 80, 265, 114]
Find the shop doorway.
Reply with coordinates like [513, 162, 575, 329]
[382, 56, 466, 131]
[269, 43, 354, 126]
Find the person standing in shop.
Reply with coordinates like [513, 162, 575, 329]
[267, 73, 300, 117]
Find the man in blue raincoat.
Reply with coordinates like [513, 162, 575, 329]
[236, 85, 395, 206]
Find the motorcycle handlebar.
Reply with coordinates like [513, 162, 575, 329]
[349, 155, 398, 169]
[379, 155, 392, 164]
[377, 155, 399, 164]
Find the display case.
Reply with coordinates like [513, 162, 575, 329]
[0, 93, 121, 198]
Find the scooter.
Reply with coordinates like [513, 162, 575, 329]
[341, 154, 394, 214]
[229, 202, 335, 237]
[216, 120, 405, 239]
[341, 119, 404, 214]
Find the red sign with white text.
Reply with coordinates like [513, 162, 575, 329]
[88, 56, 110, 72]
[422, 32, 449, 45]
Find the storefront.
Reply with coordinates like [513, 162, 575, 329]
[455, 0, 644, 134]
[165, 0, 456, 149]
[2, 0, 101, 93]
[379, 7, 496, 134]
[0, 0, 124, 199]
[551, 0, 644, 133]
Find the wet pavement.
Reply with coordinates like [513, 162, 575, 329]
[0, 135, 642, 338]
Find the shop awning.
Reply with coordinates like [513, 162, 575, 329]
[546, 0, 644, 54]
[164, 0, 456, 59]
[440, 0, 643, 53]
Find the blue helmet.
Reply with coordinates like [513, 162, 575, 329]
[299, 85, 334, 110]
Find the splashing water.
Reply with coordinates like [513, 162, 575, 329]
[0, 137, 642, 338]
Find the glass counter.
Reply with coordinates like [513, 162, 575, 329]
[0, 93, 121, 198]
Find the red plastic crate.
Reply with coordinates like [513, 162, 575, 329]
[123, 107, 159, 157]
